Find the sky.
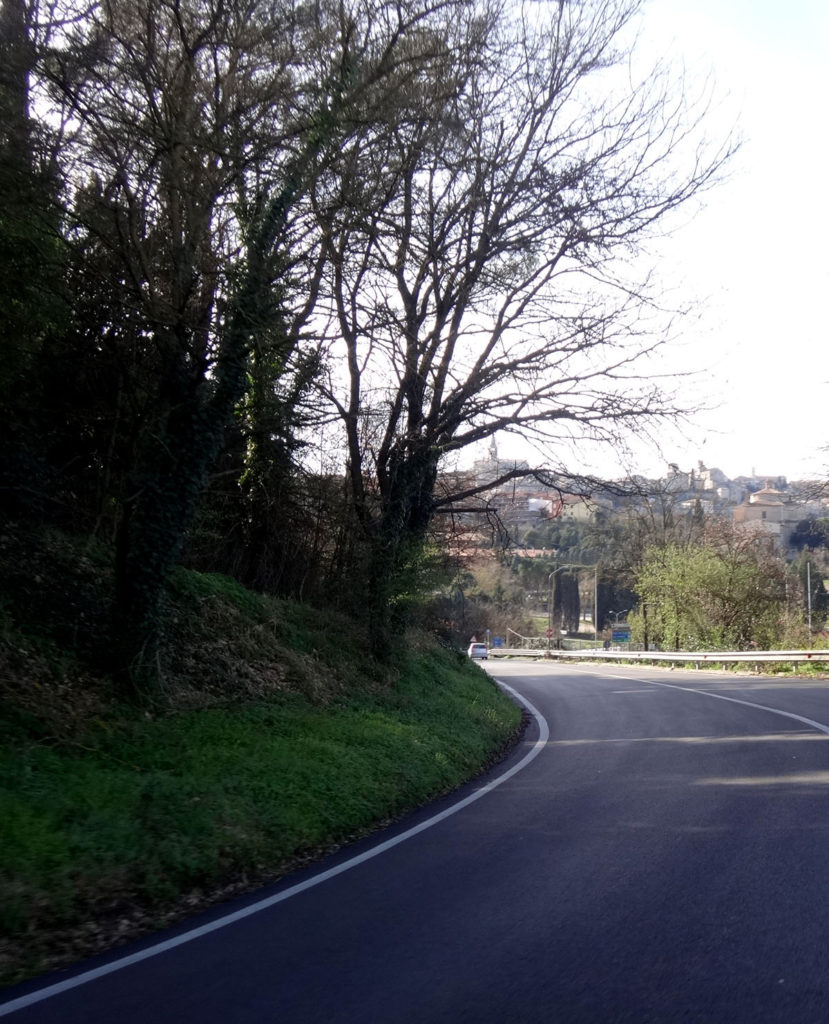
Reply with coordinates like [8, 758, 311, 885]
[491, 0, 829, 484]
[633, 0, 829, 481]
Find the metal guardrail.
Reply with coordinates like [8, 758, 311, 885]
[488, 647, 829, 665]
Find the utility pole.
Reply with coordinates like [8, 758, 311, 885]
[594, 566, 599, 642]
[807, 560, 812, 641]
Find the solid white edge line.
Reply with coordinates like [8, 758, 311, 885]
[0, 680, 548, 1018]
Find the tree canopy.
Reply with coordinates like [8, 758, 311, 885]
[631, 526, 793, 651]
[1, 0, 737, 691]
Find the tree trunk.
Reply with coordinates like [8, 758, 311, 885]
[364, 449, 438, 660]
[114, 387, 223, 698]
[112, 223, 274, 698]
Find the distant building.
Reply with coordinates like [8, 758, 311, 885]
[732, 481, 800, 546]
[447, 451, 822, 550]
[471, 438, 529, 487]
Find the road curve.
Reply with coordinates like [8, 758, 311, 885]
[4, 661, 829, 1023]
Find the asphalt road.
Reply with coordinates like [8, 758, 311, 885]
[5, 661, 829, 1023]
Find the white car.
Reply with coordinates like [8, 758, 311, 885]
[467, 642, 488, 660]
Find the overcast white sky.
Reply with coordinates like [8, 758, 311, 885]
[490, 0, 829, 483]
[635, 0, 829, 480]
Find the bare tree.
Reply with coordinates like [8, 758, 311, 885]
[0, 0, 70, 512]
[309, 0, 735, 652]
[33, 0, 467, 696]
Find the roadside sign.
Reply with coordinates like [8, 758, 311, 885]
[611, 627, 631, 643]
[545, 627, 554, 638]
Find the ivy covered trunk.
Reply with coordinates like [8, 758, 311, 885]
[113, 341, 249, 699]
[112, 205, 283, 699]
[365, 448, 439, 661]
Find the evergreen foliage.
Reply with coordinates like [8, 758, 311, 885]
[0, 0, 735, 693]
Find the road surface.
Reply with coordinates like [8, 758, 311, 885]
[4, 661, 829, 1022]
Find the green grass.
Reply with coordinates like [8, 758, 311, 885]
[0, 546, 522, 987]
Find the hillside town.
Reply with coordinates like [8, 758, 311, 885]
[467, 440, 829, 552]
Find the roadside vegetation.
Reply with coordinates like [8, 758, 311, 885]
[428, 506, 828, 653]
[2, 0, 823, 990]
[0, 525, 521, 988]
[1, 0, 733, 700]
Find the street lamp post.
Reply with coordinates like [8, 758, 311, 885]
[594, 565, 599, 642]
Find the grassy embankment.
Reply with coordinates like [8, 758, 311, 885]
[0, 526, 522, 988]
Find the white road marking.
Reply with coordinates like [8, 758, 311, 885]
[0, 682, 548, 1017]
[636, 678, 829, 736]
[591, 662, 829, 735]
